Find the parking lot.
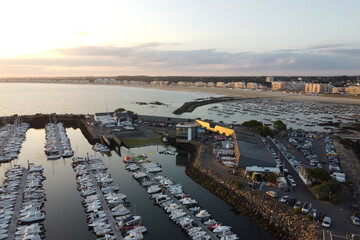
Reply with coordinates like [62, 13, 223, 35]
[263, 134, 360, 237]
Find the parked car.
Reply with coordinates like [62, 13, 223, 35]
[315, 212, 326, 222]
[294, 201, 302, 209]
[351, 216, 360, 226]
[266, 191, 278, 198]
[322, 216, 331, 228]
[289, 179, 297, 187]
[350, 205, 360, 215]
[301, 202, 312, 214]
[310, 209, 317, 218]
[287, 197, 296, 207]
[279, 195, 290, 203]
[282, 186, 295, 192]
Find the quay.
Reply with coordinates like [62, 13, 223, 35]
[84, 161, 124, 240]
[6, 169, 28, 240]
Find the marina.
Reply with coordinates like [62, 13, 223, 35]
[72, 156, 148, 239]
[203, 99, 360, 131]
[125, 155, 238, 240]
[0, 121, 29, 163]
[44, 122, 74, 160]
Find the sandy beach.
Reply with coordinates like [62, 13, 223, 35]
[117, 83, 360, 105]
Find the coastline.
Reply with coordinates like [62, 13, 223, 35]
[117, 83, 360, 105]
[2, 80, 360, 105]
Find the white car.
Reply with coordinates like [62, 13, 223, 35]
[351, 216, 360, 226]
[266, 191, 278, 198]
[289, 179, 297, 187]
[301, 202, 312, 214]
[322, 216, 331, 228]
[279, 195, 290, 203]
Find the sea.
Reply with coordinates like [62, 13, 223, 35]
[0, 83, 276, 239]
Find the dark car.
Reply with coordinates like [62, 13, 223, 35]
[282, 186, 295, 192]
[315, 211, 326, 222]
[350, 205, 359, 215]
[287, 197, 296, 207]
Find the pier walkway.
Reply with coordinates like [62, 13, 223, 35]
[6, 168, 28, 240]
[143, 169, 219, 240]
[84, 162, 123, 240]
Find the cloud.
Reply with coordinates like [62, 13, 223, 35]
[1, 43, 360, 76]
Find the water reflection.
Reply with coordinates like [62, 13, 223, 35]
[0, 128, 275, 240]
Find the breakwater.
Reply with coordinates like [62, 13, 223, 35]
[180, 141, 322, 240]
[173, 96, 243, 114]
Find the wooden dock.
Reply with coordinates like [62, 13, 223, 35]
[84, 162, 124, 240]
[6, 168, 28, 240]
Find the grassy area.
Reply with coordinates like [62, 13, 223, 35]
[320, 94, 360, 99]
[121, 136, 164, 148]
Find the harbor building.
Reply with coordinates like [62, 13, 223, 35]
[195, 120, 278, 173]
[235, 130, 277, 170]
[175, 122, 198, 143]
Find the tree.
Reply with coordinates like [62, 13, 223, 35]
[257, 126, 274, 137]
[114, 108, 126, 113]
[266, 172, 278, 184]
[241, 120, 263, 128]
[307, 168, 331, 182]
[273, 120, 287, 132]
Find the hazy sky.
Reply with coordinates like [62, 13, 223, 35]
[0, 0, 359, 77]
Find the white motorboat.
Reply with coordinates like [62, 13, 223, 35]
[95, 227, 112, 237]
[18, 211, 45, 223]
[96, 234, 116, 240]
[126, 226, 147, 234]
[124, 232, 143, 240]
[195, 210, 210, 218]
[190, 231, 206, 239]
[220, 234, 239, 240]
[118, 216, 142, 228]
[170, 210, 186, 220]
[213, 225, 231, 233]
[111, 207, 130, 217]
[147, 185, 162, 194]
[187, 227, 202, 236]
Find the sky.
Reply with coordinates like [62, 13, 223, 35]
[0, 0, 359, 77]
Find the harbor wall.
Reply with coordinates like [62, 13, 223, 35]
[179, 141, 322, 240]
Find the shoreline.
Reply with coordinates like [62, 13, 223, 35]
[117, 83, 360, 105]
[2, 81, 360, 105]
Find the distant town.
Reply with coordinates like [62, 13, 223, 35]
[1, 75, 360, 96]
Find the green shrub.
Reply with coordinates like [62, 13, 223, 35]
[294, 208, 301, 214]
[310, 180, 342, 204]
[306, 213, 313, 221]
[307, 168, 331, 182]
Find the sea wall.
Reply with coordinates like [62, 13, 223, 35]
[180, 141, 322, 240]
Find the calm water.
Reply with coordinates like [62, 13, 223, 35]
[0, 83, 219, 117]
[1, 82, 355, 132]
[0, 128, 275, 240]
